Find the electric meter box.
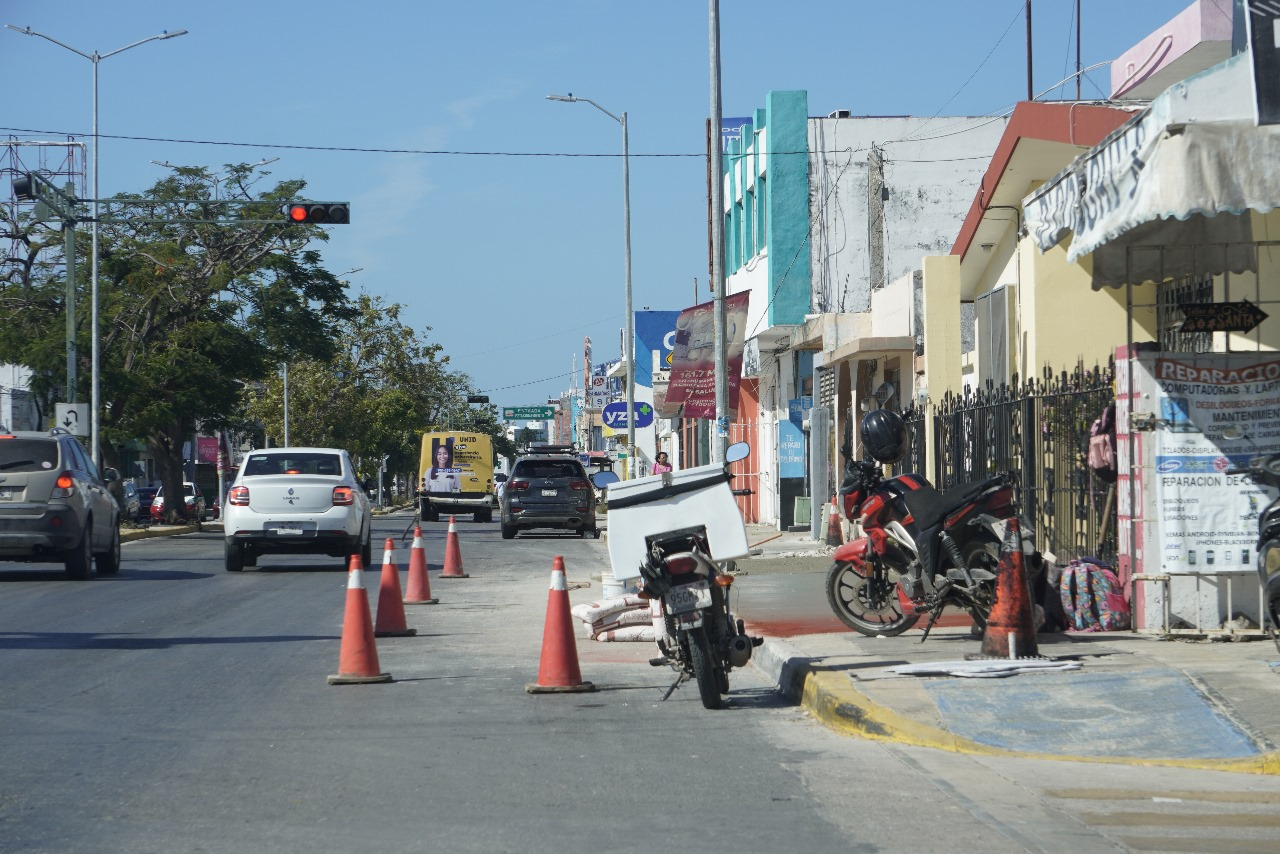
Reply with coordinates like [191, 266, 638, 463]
[604, 463, 750, 583]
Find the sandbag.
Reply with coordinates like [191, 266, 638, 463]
[593, 625, 656, 643]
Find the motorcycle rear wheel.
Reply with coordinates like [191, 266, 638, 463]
[954, 537, 1001, 631]
[826, 559, 920, 637]
[686, 627, 723, 710]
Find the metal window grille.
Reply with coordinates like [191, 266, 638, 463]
[1157, 276, 1214, 353]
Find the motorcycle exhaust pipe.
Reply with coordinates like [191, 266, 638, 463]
[728, 634, 753, 667]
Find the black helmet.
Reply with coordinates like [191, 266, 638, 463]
[860, 409, 908, 464]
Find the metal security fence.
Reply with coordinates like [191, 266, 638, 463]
[932, 362, 1117, 565]
[893, 405, 927, 478]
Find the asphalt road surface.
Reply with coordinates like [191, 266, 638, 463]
[4, 511, 1280, 853]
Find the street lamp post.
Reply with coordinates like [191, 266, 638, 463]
[5, 24, 188, 468]
[546, 93, 636, 479]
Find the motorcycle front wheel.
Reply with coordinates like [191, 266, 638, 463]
[686, 627, 723, 710]
[826, 559, 920, 637]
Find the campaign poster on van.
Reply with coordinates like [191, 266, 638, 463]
[1153, 355, 1280, 574]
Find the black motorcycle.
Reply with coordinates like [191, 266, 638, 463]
[593, 442, 761, 710]
[636, 524, 760, 709]
[1226, 450, 1280, 653]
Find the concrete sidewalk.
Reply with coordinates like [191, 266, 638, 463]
[740, 524, 1280, 775]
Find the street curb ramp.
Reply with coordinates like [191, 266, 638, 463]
[753, 637, 1280, 776]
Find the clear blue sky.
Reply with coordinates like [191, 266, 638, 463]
[2, 0, 1200, 409]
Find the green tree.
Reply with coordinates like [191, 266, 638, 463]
[244, 293, 507, 489]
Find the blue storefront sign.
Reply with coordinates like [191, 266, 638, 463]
[634, 311, 681, 389]
[602, 401, 655, 429]
[780, 399, 806, 478]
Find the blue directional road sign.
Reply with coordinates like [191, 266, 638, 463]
[602, 401, 654, 429]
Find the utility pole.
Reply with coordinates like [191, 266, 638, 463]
[708, 0, 727, 464]
[1076, 0, 1082, 100]
[1026, 0, 1034, 101]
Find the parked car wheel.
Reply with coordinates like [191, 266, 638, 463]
[96, 526, 121, 576]
[501, 523, 516, 540]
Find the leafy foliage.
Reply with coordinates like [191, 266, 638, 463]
[1, 163, 354, 521]
[2, 162, 514, 513]
[244, 293, 508, 485]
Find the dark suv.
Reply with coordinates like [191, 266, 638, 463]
[0, 428, 122, 578]
[500, 445, 598, 539]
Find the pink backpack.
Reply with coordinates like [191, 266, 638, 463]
[1087, 403, 1116, 478]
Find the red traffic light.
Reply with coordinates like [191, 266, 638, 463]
[283, 202, 350, 225]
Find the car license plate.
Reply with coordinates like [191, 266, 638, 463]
[271, 522, 304, 536]
[666, 579, 712, 616]
[541, 489, 558, 497]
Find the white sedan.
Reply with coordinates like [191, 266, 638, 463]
[222, 447, 373, 572]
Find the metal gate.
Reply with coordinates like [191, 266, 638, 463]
[933, 362, 1117, 565]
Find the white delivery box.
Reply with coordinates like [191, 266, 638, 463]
[604, 463, 750, 584]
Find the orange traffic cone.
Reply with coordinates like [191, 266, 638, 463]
[403, 526, 438, 604]
[978, 517, 1039, 659]
[825, 496, 843, 546]
[327, 554, 393, 684]
[374, 538, 417, 638]
[439, 515, 469, 578]
[526, 556, 595, 694]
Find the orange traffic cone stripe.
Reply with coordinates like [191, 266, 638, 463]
[825, 496, 843, 546]
[403, 526, 438, 604]
[440, 515, 469, 578]
[374, 538, 417, 637]
[526, 556, 595, 694]
[327, 554, 392, 684]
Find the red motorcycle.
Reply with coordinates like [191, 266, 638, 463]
[825, 409, 1033, 639]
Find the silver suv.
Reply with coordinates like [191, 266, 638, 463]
[500, 445, 598, 539]
[0, 428, 122, 578]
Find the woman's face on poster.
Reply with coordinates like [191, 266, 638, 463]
[436, 445, 450, 467]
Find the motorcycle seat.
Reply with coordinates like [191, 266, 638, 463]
[903, 475, 1005, 531]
